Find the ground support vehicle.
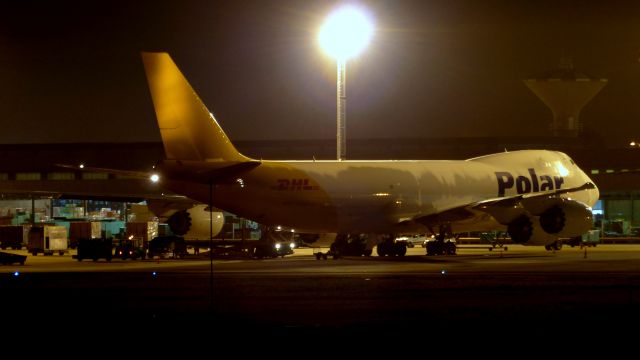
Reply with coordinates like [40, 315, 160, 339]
[565, 229, 600, 248]
[253, 241, 294, 259]
[0, 251, 26, 265]
[147, 236, 188, 259]
[249, 227, 295, 259]
[314, 234, 374, 260]
[75, 238, 113, 261]
[114, 238, 146, 260]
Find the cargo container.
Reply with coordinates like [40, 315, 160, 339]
[27, 225, 68, 256]
[69, 221, 101, 249]
[0, 225, 25, 250]
[126, 221, 158, 248]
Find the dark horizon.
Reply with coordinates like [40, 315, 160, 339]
[2, 0, 640, 147]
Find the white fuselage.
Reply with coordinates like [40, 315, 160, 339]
[161, 150, 599, 234]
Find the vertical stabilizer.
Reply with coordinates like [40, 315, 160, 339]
[141, 52, 250, 162]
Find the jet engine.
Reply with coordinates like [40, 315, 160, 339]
[507, 199, 593, 245]
[167, 209, 192, 235]
[537, 200, 593, 238]
[165, 205, 224, 240]
[142, 201, 225, 241]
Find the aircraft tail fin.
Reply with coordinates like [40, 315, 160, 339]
[141, 52, 250, 162]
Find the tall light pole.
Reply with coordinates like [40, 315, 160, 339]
[319, 5, 374, 160]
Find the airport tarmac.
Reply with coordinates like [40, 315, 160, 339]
[1, 244, 639, 344]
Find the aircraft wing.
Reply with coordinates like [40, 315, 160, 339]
[0, 163, 195, 204]
[413, 182, 596, 229]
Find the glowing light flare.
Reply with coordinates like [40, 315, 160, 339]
[555, 161, 569, 177]
[318, 5, 374, 60]
[150, 174, 160, 182]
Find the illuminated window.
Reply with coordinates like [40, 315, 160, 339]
[47, 172, 75, 180]
[16, 172, 41, 180]
[590, 170, 599, 174]
[0, 173, 8, 181]
[82, 172, 109, 180]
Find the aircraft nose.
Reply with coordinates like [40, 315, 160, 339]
[584, 171, 600, 206]
[591, 183, 600, 206]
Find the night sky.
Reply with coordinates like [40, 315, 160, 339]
[1, 0, 640, 147]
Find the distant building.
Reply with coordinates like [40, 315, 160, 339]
[524, 57, 608, 137]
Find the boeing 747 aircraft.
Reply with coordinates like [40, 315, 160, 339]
[140, 51, 599, 256]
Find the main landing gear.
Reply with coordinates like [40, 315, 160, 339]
[425, 225, 457, 256]
[376, 235, 407, 257]
[314, 233, 373, 260]
[544, 240, 563, 251]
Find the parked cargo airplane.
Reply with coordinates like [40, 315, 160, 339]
[140, 51, 599, 256]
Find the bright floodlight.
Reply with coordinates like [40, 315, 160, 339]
[318, 5, 374, 60]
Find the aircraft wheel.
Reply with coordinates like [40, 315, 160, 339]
[377, 242, 391, 256]
[445, 242, 456, 255]
[394, 243, 407, 256]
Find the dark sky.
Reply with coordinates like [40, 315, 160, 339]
[1, 0, 640, 147]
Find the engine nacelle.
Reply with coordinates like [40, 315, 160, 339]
[139, 201, 225, 241]
[507, 214, 557, 245]
[297, 233, 337, 248]
[166, 205, 225, 240]
[538, 200, 593, 238]
[508, 199, 593, 245]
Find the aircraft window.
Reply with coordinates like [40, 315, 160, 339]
[0, 173, 7, 181]
[591, 169, 599, 174]
[16, 172, 41, 180]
